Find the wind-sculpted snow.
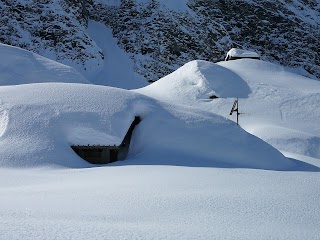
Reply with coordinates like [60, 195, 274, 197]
[0, 44, 89, 85]
[248, 125, 320, 159]
[136, 60, 251, 102]
[0, 82, 294, 170]
[138, 59, 320, 159]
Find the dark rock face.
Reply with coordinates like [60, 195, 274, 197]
[88, 0, 233, 81]
[0, 0, 319, 83]
[0, 0, 103, 76]
[188, 0, 320, 79]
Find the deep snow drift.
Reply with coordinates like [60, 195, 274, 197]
[0, 43, 295, 170]
[0, 82, 294, 170]
[137, 59, 320, 159]
[0, 43, 89, 85]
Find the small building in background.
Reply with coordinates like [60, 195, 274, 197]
[225, 48, 260, 61]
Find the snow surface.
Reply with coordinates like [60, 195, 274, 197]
[1, 165, 319, 240]
[86, 21, 146, 89]
[137, 59, 320, 160]
[1, 44, 320, 239]
[0, 81, 293, 170]
[0, 43, 89, 85]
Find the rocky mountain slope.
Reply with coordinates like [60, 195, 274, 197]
[1, 0, 319, 84]
[0, 0, 104, 79]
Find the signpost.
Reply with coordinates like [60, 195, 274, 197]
[229, 98, 240, 125]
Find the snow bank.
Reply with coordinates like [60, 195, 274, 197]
[136, 60, 251, 102]
[138, 59, 320, 159]
[218, 59, 320, 158]
[0, 82, 293, 170]
[0, 43, 89, 85]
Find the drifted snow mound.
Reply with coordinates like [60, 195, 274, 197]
[0, 43, 89, 85]
[137, 60, 251, 102]
[218, 59, 320, 159]
[137, 59, 320, 159]
[0, 83, 294, 170]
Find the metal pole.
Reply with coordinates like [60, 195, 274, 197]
[236, 98, 239, 125]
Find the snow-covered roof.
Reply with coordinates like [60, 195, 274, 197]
[225, 48, 260, 60]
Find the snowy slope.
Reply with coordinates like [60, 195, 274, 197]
[137, 59, 320, 159]
[0, 0, 104, 79]
[218, 60, 320, 159]
[0, 43, 89, 85]
[86, 21, 146, 89]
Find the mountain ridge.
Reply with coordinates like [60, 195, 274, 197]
[0, 0, 319, 85]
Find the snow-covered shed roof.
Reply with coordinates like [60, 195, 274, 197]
[225, 48, 260, 61]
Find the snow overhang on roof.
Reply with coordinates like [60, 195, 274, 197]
[225, 48, 260, 60]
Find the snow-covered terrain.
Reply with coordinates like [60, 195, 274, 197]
[86, 20, 146, 89]
[0, 43, 319, 239]
[137, 59, 320, 159]
[0, 81, 292, 170]
[1, 161, 319, 240]
[0, 43, 89, 85]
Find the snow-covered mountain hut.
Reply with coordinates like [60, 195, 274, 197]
[71, 116, 141, 164]
[225, 48, 260, 61]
